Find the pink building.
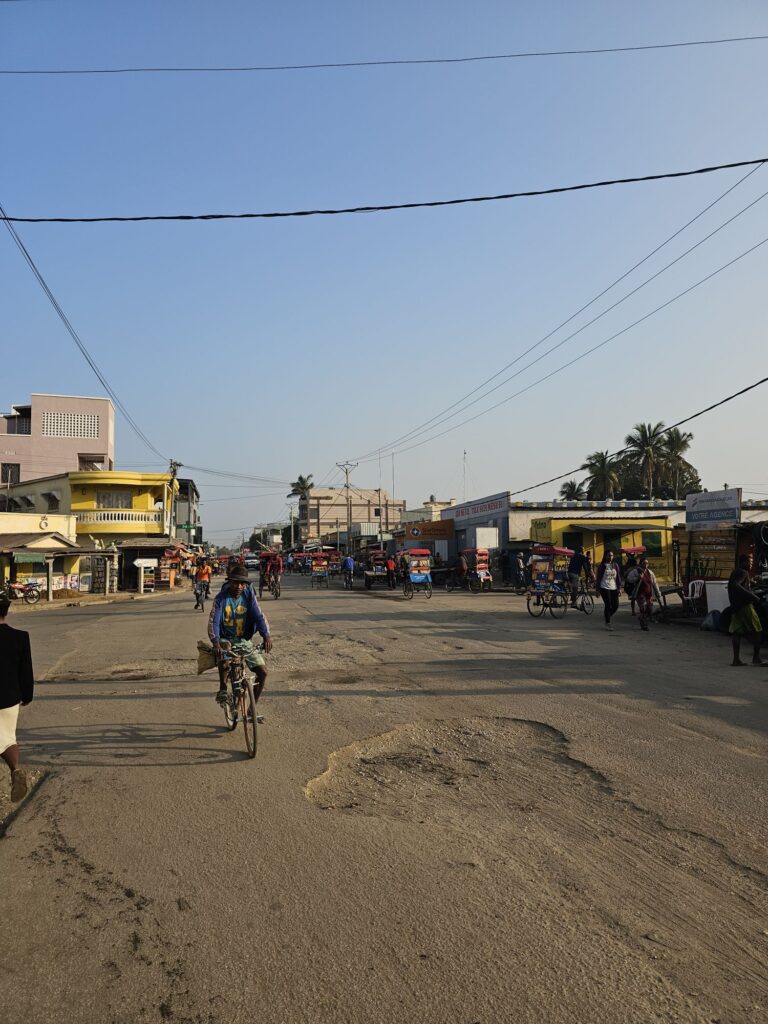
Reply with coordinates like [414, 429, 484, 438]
[0, 394, 115, 484]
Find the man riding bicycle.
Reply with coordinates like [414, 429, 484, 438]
[259, 552, 282, 599]
[342, 553, 355, 587]
[208, 564, 273, 705]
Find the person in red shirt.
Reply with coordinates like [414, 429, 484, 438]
[386, 556, 397, 590]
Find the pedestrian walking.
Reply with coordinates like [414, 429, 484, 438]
[632, 558, 662, 631]
[727, 555, 764, 667]
[386, 556, 397, 590]
[624, 556, 641, 616]
[0, 596, 34, 802]
[596, 550, 622, 630]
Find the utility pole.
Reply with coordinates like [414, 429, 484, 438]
[289, 505, 295, 548]
[336, 461, 358, 556]
[168, 459, 182, 539]
[462, 450, 467, 502]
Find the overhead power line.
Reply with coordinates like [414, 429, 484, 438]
[0, 200, 167, 461]
[352, 168, 768, 460]
[507, 375, 768, 499]
[3, 33, 767, 75]
[356, 231, 768, 463]
[3, 158, 766, 224]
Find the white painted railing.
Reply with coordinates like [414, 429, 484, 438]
[76, 510, 163, 525]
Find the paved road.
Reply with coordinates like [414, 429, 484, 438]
[2, 577, 766, 1023]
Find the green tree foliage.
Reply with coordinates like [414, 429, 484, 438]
[572, 426, 702, 501]
[287, 474, 314, 537]
[559, 479, 587, 500]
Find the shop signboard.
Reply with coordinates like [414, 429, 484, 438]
[401, 519, 455, 541]
[445, 492, 510, 524]
[685, 489, 741, 531]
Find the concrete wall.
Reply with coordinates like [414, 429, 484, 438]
[0, 394, 115, 482]
[0, 510, 78, 543]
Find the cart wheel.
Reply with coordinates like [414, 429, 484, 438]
[548, 592, 568, 618]
[527, 594, 546, 617]
[424, 582, 433, 599]
[469, 578, 481, 594]
[403, 580, 414, 600]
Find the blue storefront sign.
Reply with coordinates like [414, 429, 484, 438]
[685, 489, 741, 531]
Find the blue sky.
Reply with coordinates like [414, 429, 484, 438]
[3, 1, 768, 543]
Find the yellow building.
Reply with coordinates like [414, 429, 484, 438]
[530, 515, 675, 581]
[3, 470, 178, 548]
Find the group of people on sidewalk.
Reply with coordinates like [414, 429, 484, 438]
[567, 547, 662, 631]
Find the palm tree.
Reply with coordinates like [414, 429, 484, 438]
[287, 474, 314, 539]
[581, 451, 620, 500]
[559, 479, 586, 500]
[660, 428, 694, 500]
[623, 422, 666, 499]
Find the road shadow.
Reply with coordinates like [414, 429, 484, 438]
[20, 721, 252, 767]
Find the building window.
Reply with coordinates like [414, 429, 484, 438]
[41, 411, 100, 439]
[44, 493, 60, 512]
[641, 531, 663, 558]
[78, 453, 107, 471]
[563, 531, 583, 552]
[1, 462, 21, 484]
[96, 490, 132, 509]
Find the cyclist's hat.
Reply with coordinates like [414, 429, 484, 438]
[226, 564, 250, 583]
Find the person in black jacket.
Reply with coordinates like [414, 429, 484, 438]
[0, 596, 35, 801]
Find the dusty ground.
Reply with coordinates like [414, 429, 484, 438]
[1, 576, 766, 1023]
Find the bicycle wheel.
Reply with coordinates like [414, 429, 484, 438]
[579, 593, 594, 615]
[273, 580, 281, 599]
[241, 680, 258, 759]
[445, 575, 456, 593]
[548, 592, 568, 618]
[527, 593, 546, 617]
[403, 580, 414, 600]
[25, 589, 41, 605]
[468, 578, 481, 594]
[224, 688, 238, 731]
[424, 581, 433, 599]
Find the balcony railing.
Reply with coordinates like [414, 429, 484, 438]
[76, 510, 164, 525]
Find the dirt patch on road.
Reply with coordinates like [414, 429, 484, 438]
[42, 658, 197, 683]
[307, 716, 768, 1023]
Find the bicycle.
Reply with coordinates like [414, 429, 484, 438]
[571, 580, 594, 615]
[268, 574, 281, 600]
[217, 641, 262, 759]
[526, 585, 568, 618]
[193, 580, 207, 612]
[343, 569, 354, 590]
[445, 571, 481, 594]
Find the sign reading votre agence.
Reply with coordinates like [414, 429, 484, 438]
[685, 488, 742, 531]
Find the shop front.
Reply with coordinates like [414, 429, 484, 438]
[530, 516, 675, 581]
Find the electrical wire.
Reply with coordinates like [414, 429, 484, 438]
[4, 158, 766, 223]
[352, 162, 764, 461]
[353, 174, 768, 460]
[507, 375, 768, 499]
[357, 231, 768, 462]
[0, 201, 167, 461]
[4, 34, 767, 74]
[181, 464, 291, 485]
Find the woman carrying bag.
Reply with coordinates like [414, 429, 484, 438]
[632, 558, 663, 631]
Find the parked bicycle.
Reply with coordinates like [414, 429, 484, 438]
[217, 640, 263, 759]
[444, 571, 481, 594]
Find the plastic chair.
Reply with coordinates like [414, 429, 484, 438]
[682, 578, 705, 615]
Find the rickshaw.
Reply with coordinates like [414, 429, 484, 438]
[310, 552, 330, 588]
[363, 549, 389, 590]
[328, 551, 342, 579]
[526, 545, 573, 618]
[399, 549, 433, 600]
[463, 548, 493, 592]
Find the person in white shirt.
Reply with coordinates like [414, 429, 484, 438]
[595, 551, 623, 630]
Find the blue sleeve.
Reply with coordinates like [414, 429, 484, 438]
[247, 587, 271, 638]
[208, 594, 223, 642]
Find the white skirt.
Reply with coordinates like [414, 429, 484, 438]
[0, 704, 20, 754]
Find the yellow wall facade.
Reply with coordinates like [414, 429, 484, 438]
[530, 516, 674, 581]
